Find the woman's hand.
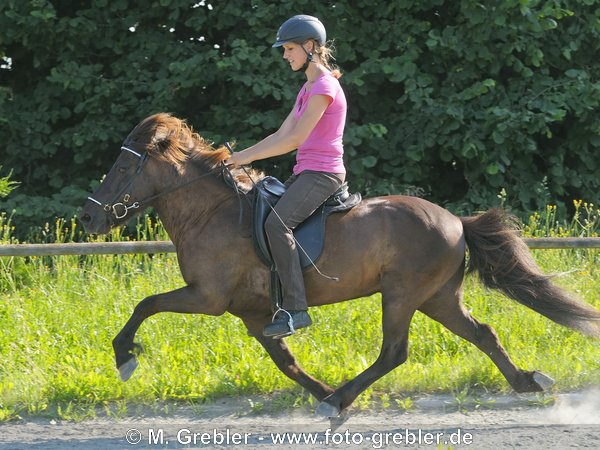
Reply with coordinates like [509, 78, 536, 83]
[226, 151, 250, 167]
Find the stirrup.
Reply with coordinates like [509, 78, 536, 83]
[270, 308, 295, 338]
[272, 308, 295, 330]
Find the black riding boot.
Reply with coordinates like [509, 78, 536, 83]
[262, 310, 312, 338]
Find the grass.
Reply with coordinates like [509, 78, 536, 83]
[0, 203, 599, 421]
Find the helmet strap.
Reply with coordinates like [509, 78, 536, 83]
[296, 42, 314, 73]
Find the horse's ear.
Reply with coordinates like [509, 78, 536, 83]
[154, 138, 170, 154]
[152, 124, 173, 154]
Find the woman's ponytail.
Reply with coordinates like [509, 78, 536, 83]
[316, 41, 342, 79]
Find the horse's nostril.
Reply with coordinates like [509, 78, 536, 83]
[80, 213, 91, 223]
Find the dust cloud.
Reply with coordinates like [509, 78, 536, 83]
[544, 389, 600, 425]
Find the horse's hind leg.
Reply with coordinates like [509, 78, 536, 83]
[316, 288, 416, 417]
[244, 318, 335, 401]
[418, 282, 555, 393]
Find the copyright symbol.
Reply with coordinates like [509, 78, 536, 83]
[125, 428, 142, 445]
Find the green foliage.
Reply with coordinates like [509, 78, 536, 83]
[1, 1, 599, 231]
[0, 167, 19, 198]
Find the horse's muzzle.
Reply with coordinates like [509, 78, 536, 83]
[79, 204, 113, 234]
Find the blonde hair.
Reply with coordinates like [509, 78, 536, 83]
[314, 40, 342, 79]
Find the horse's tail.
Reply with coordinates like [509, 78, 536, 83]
[461, 208, 600, 338]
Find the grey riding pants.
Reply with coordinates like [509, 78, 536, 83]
[264, 170, 344, 311]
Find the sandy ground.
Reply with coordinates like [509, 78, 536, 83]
[1, 390, 599, 449]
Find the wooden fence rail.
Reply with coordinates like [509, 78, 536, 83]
[0, 238, 599, 257]
[525, 237, 600, 249]
[0, 241, 176, 257]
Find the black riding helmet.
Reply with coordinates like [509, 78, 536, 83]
[272, 14, 326, 48]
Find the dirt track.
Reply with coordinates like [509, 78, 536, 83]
[1, 390, 599, 449]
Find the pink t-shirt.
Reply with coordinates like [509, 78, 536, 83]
[292, 72, 347, 175]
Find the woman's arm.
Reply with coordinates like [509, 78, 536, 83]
[227, 94, 331, 166]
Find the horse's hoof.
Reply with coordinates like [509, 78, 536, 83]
[533, 371, 555, 391]
[118, 357, 139, 382]
[329, 408, 350, 431]
[315, 401, 340, 418]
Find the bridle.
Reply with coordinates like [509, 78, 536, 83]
[86, 144, 230, 221]
[86, 146, 148, 220]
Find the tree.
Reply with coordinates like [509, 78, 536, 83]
[1, 0, 599, 234]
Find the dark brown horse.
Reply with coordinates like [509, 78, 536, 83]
[79, 113, 600, 417]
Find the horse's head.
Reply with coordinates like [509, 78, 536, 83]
[79, 113, 215, 234]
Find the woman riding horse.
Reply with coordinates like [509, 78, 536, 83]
[228, 15, 347, 338]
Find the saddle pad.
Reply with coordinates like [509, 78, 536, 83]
[251, 176, 361, 269]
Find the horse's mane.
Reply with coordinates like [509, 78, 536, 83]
[125, 112, 262, 191]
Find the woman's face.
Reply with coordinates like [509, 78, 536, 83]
[282, 42, 308, 71]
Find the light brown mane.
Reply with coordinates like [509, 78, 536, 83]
[125, 112, 262, 190]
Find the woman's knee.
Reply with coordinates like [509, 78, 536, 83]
[265, 212, 288, 237]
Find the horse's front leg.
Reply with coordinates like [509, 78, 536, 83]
[113, 285, 226, 381]
[244, 319, 335, 402]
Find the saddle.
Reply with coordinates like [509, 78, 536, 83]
[252, 176, 361, 268]
[250, 176, 361, 310]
